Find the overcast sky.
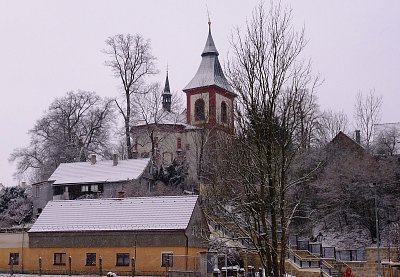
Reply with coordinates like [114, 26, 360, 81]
[0, 0, 399, 186]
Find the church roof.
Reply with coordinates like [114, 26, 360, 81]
[184, 25, 233, 94]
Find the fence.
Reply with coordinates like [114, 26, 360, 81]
[336, 250, 366, 261]
[287, 249, 333, 276]
[291, 235, 366, 261]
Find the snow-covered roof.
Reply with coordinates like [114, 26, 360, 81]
[134, 110, 186, 126]
[29, 196, 198, 233]
[49, 158, 150, 185]
[184, 27, 233, 94]
[133, 109, 200, 131]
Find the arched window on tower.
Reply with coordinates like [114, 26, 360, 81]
[195, 99, 205, 121]
[221, 101, 227, 124]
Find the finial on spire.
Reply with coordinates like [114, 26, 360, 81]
[206, 5, 211, 29]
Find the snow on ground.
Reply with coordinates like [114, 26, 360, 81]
[312, 219, 372, 249]
[0, 272, 297, 277]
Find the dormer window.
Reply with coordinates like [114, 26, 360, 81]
[195, 99, 205, 121]
[221, 101, 227, 123]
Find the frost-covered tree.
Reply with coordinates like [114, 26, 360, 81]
[0, 185, 32, 227]
[205, 3, 320, 277]
[10, 91, 114, 182]
[374, 126, 400, 156]
[153, 159, 188, 188]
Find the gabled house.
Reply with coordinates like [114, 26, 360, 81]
[33, 155, 152, 217]
[0, 195, 209, 275]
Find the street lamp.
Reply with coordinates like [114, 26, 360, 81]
[369, 183, 381, 277]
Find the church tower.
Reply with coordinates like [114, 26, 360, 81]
[183, 23, 235, 133]
[162, 71, 172, 112]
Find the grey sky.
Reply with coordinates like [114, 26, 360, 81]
[0, 0, 399, 186]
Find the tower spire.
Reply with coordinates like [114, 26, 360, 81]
[163, 65, 170, 93]
[162, 66, 172, 112]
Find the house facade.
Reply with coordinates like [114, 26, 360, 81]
[0, 196, 209, 275]
[32, 155, 152, 217]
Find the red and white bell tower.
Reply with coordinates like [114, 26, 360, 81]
[183, 23, 236, 133]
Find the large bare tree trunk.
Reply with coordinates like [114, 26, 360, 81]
[104, 34, 157, 159]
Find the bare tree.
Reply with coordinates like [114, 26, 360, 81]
[374, 125, 400, 156]
[104, 34, 157, 159]
[354, 89, 382, 149]
[315, 109, 349, 146]
[10, 91, 114, 182]
[205, 3, 320, 277]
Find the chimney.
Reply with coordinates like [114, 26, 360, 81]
[355, 130, 361, 144]
[91, 154, 96, 165]
[113, 154, 118, 166]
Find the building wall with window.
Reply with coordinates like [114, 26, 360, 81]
[32, 181, 53, 218]
[0, 196, 209, 275]
[0, 243, 206, 275]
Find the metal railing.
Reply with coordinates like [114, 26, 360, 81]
[336, 249, 366, 261]
[287, 249, 333, 276]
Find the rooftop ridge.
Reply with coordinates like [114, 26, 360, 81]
[50, 195, 198, 203]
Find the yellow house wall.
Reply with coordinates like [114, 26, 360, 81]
[0, 246, 207, 275]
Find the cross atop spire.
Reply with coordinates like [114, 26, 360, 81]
[207, 6, 211, 28]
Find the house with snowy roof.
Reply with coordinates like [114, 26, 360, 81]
[0, 196, 209, 275]
[33, 155, 152, 217]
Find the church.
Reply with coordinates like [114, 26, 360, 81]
[131, 22, 236, 183]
